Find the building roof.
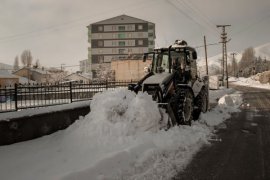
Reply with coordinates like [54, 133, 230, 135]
[90, 14, 154, 25]
[63, 72, 91, 80]
[0, 70, 18, 78]
[0, 63, 13, 70]
[13, 67, 51, 75]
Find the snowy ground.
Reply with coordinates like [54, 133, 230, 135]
[0, 88, 242, 180]
[230, 76, 270, 90]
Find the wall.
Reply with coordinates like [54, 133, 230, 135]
[111, 59, 151, 81]
[0, 78, 19, 87]
[0, 104, 90, 145]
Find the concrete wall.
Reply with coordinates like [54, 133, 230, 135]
[0, 78, 19, 87]
[111, 59, 151, 81]
[0, 105, 90, 146]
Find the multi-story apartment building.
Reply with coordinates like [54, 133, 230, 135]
[87, 14, 155, 79]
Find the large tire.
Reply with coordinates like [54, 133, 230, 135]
[193, 88, 208, 120]
[170, 88, 194, 126]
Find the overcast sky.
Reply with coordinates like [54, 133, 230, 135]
[1, 0, 270, 70]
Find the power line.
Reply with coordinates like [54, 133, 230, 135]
[165, 0, 219, 38]
[194, 42, 219, 49]
[0, 0, 156, 43]
[231, 12, 270, 37]
[180, 0, 219, 35]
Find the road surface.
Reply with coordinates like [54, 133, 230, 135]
[174, 85, 270, 180]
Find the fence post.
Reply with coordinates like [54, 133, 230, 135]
[69, 81, 73, 103]
[14, 84, 18, 111]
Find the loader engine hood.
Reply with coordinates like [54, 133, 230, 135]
[143, 72, 173, 85]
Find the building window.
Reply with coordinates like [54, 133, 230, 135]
[138, 40, 143, 46]
[98, 34, 103, 38]
[139, 48, 144, 53]
[128, 40, 133, 46]
[128, 48, 132, 53]
[98, 56, 104, 63]
[112, 48, 117, 53]
[148, 25, 154, 29]
[112, 41, 117, 46]
[138, 32, 143, 37]
[118, 26, 125, 31]
[149, 32, 154, 37]
[99, 49, 103, 54]
[92, 59, 99, 64]
[119, 49, 125, 54]
[148, 40, 154, 45]
[118, 33, 125, 39]
[128, 33, 132, 38]
[112, 25, 117, 31]
[98, 40, 103, 47]
[112, 34, 117, 38]
[98, 26, 103, 31]
[138, 24, 143, 30]
[127, 25, 133, 31]
[119, 41, 125, 46]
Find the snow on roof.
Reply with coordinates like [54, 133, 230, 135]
[0, 70, 18, 78]
[63, 72, 91, 80]
[13, 67, 51, 75]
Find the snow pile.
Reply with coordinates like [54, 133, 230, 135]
[87, 89, 161, 135]
[0, 88, 242, 180]
[200, 92, 242, 127]
[230, 77, 270, 90]
[208, 87, 234, 104]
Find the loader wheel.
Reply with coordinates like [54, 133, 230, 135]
[193, 88, 208, 120]
[170, 89, 194, 126]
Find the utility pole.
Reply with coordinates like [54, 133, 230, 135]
[231, 52, 237, 77]
[217, 25, 231, 88]
[204, 36, 209, 75]
[61, 63, 65, 71]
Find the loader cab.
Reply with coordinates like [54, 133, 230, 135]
[170, 41, 198, 82]
[143, 40, 198, 79]
[152, 48, 170, 73]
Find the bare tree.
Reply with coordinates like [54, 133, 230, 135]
[21, 50, 33, 67]
[13, 56, 19, 71]
[94, 64, 115, 81]
[33, 59, 41, 69]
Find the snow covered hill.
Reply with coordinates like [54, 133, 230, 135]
[198, 42, 270, 76]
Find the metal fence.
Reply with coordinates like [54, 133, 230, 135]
[0, 80, 136, 113]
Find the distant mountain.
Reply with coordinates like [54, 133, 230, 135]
[197, 42, 270, 76]
[254, 43, 270, 60]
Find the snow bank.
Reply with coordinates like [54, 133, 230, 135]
[0, 88, 242, 180]
[201, 92, 242, 126]
[230, 77, 270, 90]
[89, 89, 161, 134]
